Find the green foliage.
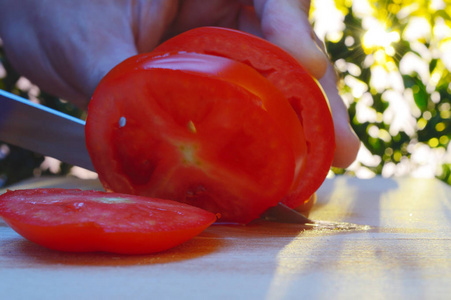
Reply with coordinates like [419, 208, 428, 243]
[320, 0, 451, 184]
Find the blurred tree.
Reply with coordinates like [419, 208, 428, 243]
[312, 0, 451, 184]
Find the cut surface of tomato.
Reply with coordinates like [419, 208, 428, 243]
[86, 52, 301, 223]
[0, 188, 217, 254]
[155, 27, 336, 208]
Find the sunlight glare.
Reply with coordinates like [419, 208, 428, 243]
[362, 19, 400, 53]
[354, 92, 377, 123]
[403, 17, 431, 41]
[382, 90, 417, 136]
[311, 0, 345, 41]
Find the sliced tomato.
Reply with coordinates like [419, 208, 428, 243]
[86, 52, 305, 223]
[0, 188, 217, 254]
[155, 27, 336, 208]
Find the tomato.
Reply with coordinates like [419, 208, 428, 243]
[86, 52, 306, 223]
[0, 188, 217, 254]
[155, 27, 336, 208]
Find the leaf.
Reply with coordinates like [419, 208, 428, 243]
[412, 82, 429, 112]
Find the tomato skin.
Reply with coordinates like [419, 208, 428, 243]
[0, 189, 217, 254]
[87, 53, 301, 223]
[155, 27, 336, 208]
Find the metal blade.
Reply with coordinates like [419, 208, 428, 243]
[261, 202, 314, 224]
[0, 89, 95, 171]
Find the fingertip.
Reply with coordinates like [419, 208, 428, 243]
[261, 30, 328, 79]
[291, 43, 329, 79]
[85, 45, 138, 100]
[256, 0, 329, 79]
[332, 124, 361, 168]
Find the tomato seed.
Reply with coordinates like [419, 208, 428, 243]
[187, 120, 197, 133]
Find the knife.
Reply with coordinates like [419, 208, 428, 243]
[0, 89, 94, 171]
[0, 89, 313, 224]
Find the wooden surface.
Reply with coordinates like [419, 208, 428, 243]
[1, 175, 451, 299]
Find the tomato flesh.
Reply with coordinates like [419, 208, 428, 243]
[0, 188, 217, 254]
[155, 27, 336, 208]
[87, 53, 303, 223]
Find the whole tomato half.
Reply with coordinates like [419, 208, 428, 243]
[86, 52, 307, 223]
[155, 27, 336, 208]
[86, 27, 335, 223]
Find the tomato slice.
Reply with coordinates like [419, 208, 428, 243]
[86, 52, 303, 223]
[155, 27, 336, 208]
[0, 188, 217, 254]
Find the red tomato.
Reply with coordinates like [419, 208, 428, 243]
[0, 188, 217, 254]
[86, 52, 306, 223]
[155, 27, 336, 208]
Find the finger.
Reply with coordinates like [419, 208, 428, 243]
[0, 2, 139, 109]
[237, 5, 264, 36]
[319, 62, 360, 168]
[132, 0, 178, 53]
[48, 33, 138, 109]
[74, 1, 180, 107]
[253, 0, 328, 79]
[0, 23, 87, 105]
[76, 42, 138, 108]
[45, 9, 139, 109]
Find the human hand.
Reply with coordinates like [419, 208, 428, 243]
[0, 0, 359, 167]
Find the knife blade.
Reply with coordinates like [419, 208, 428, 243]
[0, 89, 94, 171]
[0, 89, 313, 224]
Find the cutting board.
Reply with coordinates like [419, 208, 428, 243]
[1, 175, 451, 299]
